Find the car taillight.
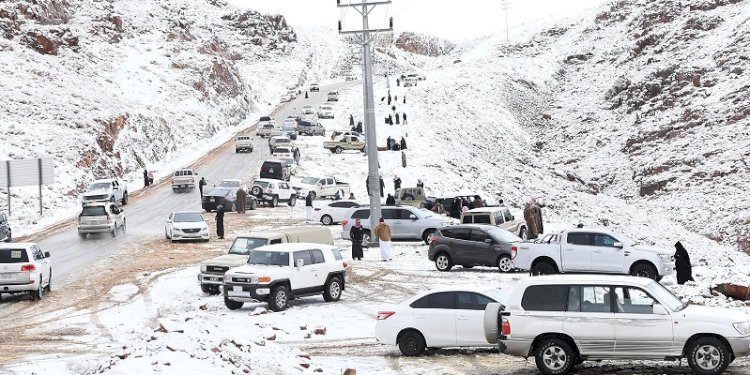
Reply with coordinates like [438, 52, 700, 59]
[21, 264, 36, 272]
[314, 208, 321, 211]
[430, 236, 439, 244]
[377, 311, 395, 320]
[511, 245, 518, 259]
[501, 318, 511, 335]
[342, 220, 349, 227]
[342, 260, 349, 269]
[268, 189, 273, 193]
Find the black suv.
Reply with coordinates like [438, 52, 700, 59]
[260, 159, 290, 181]
[428, 224, 521, 273]
[0, 211, 10, 242]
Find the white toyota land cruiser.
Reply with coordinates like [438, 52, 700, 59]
[222, 243, 348, 312]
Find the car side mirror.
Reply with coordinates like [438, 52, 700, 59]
[653, 303, 669, 315]
[44, 252, 51, 258]
[409, 214, 417, 220]
[484, 238, 492, 244]
[295, 258, 304, 269]
[613, 242, 623, 249]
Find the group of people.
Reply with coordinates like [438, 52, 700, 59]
[143, 169, 154, 187]
[348, 217, 394, 262]
[385, 136, 407, 151]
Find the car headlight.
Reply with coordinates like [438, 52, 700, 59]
[657, 253, 674, 261]
[200, 264, 207, 272]
[734, 321, 750, 335]
[173, 228, 182, 232]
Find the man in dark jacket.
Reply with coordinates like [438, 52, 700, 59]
[215, 205, 225, 239]
[675, 242, 694, 284]
[305, 192, 314, 222]
[143, 169, 150, 187]
[400, 137, 407, 150]
[385, 194, 396, 206]
[366, 176, 370, 196]
[403, 113, 407, 124]
[393, 176, 402, 190]
[387, 114, 393, 126]
[386, 136, 393, 150]
[349, 114, 354, 126]
[350, 219, 365, 260]
[199, 177, 206, 196]
[379, 176, 385, 198]
[395, 113, 400, 125]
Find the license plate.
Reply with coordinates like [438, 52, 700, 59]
[233, 286, 243, 292]
[0, 273, 12, 279]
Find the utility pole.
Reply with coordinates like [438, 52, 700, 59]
[501, 0, 511, 42]
[338, 0, 393, 244]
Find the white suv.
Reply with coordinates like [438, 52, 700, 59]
[484, 275, 750, 375]
[222, 243, 348, 311]
[250, 178, 297, 207]
[78, 203, 126, 239]
[0, 243, 52, 301]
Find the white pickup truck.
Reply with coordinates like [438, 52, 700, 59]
[512, 228, 675, 280]
[293, 176, 350, 200]
[81, 178, 128, 206]
[171, 169, 196, 192]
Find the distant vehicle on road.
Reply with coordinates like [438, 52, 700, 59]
[313, 200, 361, 225]
[260, 159, 291, 181]
[310, 83, 320, 92]
[292, 176, 350, 200]
[403, 78, 417, 87]
[461, 207, 528, 239]
[78, 202, 126, 239]
[317, 105, 334, 119]
[280, 93, 292, 102]
[202, 187, 257, 212]
[428, 224, 522, 272]
[281, 118, 298, 133]
[332, 130, 362, 138]
[257, 123, 278, 138]
[302, 105, 314, 114]
[81, 178, 128, 206]
[0, 212, 11, 242]
[165, 211, 210, 242]
[327, 91, 339, 101]
[323, 135, 365, 154]
[375, 287, 505, 356]
[272, 146, 295, 160]
[250, 178, 297, 208]
[171, 169, 196, 192]
[0, 243, 52, 301]
[405, 73, 426, 81]
[297, 120, 325, 136]
[235, 136, 254, 153]
[269, 135, 292, 152]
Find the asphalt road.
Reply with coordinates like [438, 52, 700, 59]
[18, 82, 350, 286]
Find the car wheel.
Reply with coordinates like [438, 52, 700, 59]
[530, 260, 558, 276]
[334, 147, 343, 154]
[398, 330, 426, 356]
[323, 276, 342, 302]
[321, 215, 333, 225]
[435, 253, 453, 272]
[122, 193, 128, 205]
[78, 232, 87, 240]
[224, 295, 244, 310]
[687, 336, 730, 375]
[112, 225, 118, 237]
[201, 284, 221, 295]
[535, 337, 575, 375]
[32, 276, 43, 301]
[165, 230, 170, 240]
[630, 262, 658, 280]
[288, 196, 297, 206]
[497, 255, 513, 273]
[362, 231, 371, 247]
[270, 196, 278, 208]
[519, 227, 528, 240]
[249, 200, 257, 210]
[422, 229, 435, 245]
[45, 271, 52, 293]
[268, 285, 290, 312]
[251, 186, 262, 197]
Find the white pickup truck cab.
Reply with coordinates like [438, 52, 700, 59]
[512, 228, 675, 280]
[293, 176, 350, 200]
[81, 178, 128, 206]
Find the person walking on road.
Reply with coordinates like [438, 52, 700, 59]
[388, 94, 392, 105]
[385, 194, 396, 206]
[215, 205, 225, 239]
[675, 241, 694, 284]
[305, 192, 314, 222]
[199, 177, 206, 196]
[403, 95, 406, 104]
[396, 78, 400, 86]
[236, 186, 247, 213]
[350, 219, 365, 260]
[400, 137, 407, 150]
[393, 176, 402, 191]
[374, 218, 394, 261]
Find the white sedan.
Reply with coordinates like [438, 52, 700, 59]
[165, 211, 210, 242]
[375, 287, 507, 356]
[313, 200, 361, 225]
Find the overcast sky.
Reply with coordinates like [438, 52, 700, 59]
[228, 0, 610, 41]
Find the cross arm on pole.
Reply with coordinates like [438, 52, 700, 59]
[337, 0, 391, 8]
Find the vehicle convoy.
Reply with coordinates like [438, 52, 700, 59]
[257, 123, 277, 138]
[223, 243, 348, 312]
[341, 206, 458, 246]
[0, 243, 52, 301]
[292, 176, 351, 200]
[375, 287, 505, 356]
[201, 187, 257, 212]
[461, 207, 528, 239]
[81, 178, 128, 206]
[259, 159, 291, 182]
[235, 136, 254, 153]
[165, 211, 210, 242]
[297, 120, 325, 136]
[483, 275, 750, 375]
[197, 227, 333, 295]
[323, 135, 365, 154]
[428, 224, 522, 273]
[512, 228, 675, 280]
[317, 105, 334, 119]
[251, 178, 297, 207]
[394, 187, 427, 207]
[313, 200, 361, 225]
[0, 211, 11, 242]
[171, 169, 196, 192]
[77, 203, 126, 239]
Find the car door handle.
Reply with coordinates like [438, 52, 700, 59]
[594, 250, 601, 253]
[566, 248, 575, 251]
[415, 315, 427, 320]
[456, 316, 468, 321]
[566, 317, 584, 322]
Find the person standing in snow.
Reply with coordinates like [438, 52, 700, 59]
[236, 186, 247, 213]
[391, 105, 396, 113]
[215, 205, 225, 239]
[388, 94, 392, 105]
[386, 136, 393, 150]
[393, 175, 402, 191]
[148, 170, 154, 185]
[199, 177, 206, 196]
[472, 195, 484, 209]
[400, 137, 407, 150]
[449, 197, 462, 219]
[348, 192, 355, 200]
[387, 114, 393, 126]
[143, 169, 150, 187]
[403, 95, 406, 104]
[305, 192, 314, 222]
[379, 176, 385, 198]
[403, 112, 407, 125]
[416, 179, 424, 188]
[396, 78, 400, 86]
[305, 91, 309, 99]
[350, 219, 365, 260]
[385, 194, 396, 206]
[349, 114, 354, 126]
[523, 197, 544, 239]
[395, 113, 400, 125]
[675, 241, 694, 284]
[374, 218, 393, 261]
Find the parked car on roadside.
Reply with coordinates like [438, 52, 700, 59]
[428, 224, 522, 272]
[0, 212, 11, 242]
[165, 211, 210, 242]
[171, 169, 196, 192]
[223, 243, 348, 311]
[201, 187, 257, 212]
[327, 91, 339, 101]
[78, 203, 126, 239]
[403, 78, 417, 87]
[323, 135, 365, 154]
[197, 227, 333, 295]
[461, 207, 528, 239]
[297, 121, 325, 136]
[484, 274, 750, 375]
[375, 287, 506, 356]
[341, 206, 458, 246]
[256, 123, 277, 138]
[310, 83, 320, 92]
[302, 105, 314, 114]
[292, 176, 350, 200]
[250, 178, 297, 207]
[512, 228, 675, 280]
[332, 130, 362, 139]
[395, 187, 427, 207]
[259, 159, 291, 181]
[0, 243, 52, 301]
[235, 136, 254, 153]
[318, 105, 335, 119]
[81, 178, 128, 206]
[313, 200, 361, 225]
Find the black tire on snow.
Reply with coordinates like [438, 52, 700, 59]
[323, 277, 343, 302]
[224, 295, 244, 310]
[398, 330, 426, 356]
[268, 286, 290, 312]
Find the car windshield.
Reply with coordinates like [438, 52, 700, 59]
[173, 212, 203, 222]
[645, 281, 687, 312]
[301, 177, 319, 185]
[87, 182, 111, 191]
[208, 188, 232, 196]
[220, 180, 241, 187]
[487, 227, 523, 243]
[275, 139, 290, 144]
[248, 250, 289, 266]
[229, 237, 270, 255]
[81, 206, 107, 216]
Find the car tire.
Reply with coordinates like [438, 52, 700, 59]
[519, 227, 528, 240]
[534, 337, 575, 375]
[530, 260, 558, 276]
[323, 276, 342, 302]
[201, 284, 220, 295]
[398, 330, 426, 356]
[249, 200, 257, 210]
[270, 196, 278, 208]
[687, 336, 730, 375]
[630, 262, 658, 280]
[268, 285, 290, 312]
[435, 253, 453, 272]
[122, 192, 128, 206]
[321, 215, 333, 225]
[165, 230, 170, 240]
[79, 232, 87, 240]
[422, 229, 435, 245]
[288, 196, 297, 206]
[251, 186, 262, 197]
[224, 295, 244, 310]
[32, 276, 43, 301]
[497, 255, 513, 273]
[334, 147, 343, 154]
[45, 271, 52, 293]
